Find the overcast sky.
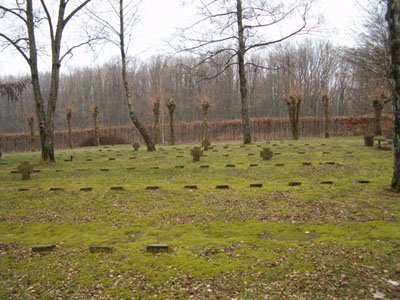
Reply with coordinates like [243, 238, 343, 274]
[0, 0, 368, 77]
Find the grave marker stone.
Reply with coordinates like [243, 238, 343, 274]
[133, 143, 140, 151]
[202, 140, 211, 151]
[260, 148, 273, 160]
[216, 185, 229, 189]
[147, 244, 169, 253]
[32, 244, 56, 253]
[190, 147, 203, 162]
[184, 185, 198, 190]
[289, 182, 301, 186]
[18, 161, 33, 180]
[250, 184, 263, 188]
[89, 245, 112, 253]
[110, 186, 124, 191]
[146, 186, 160, 190]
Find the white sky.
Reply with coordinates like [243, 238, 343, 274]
[0, 0, 367, 77]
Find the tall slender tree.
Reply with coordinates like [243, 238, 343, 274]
[0, 1, 99, 162]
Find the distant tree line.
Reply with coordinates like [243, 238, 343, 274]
[0, 39, 387, 134]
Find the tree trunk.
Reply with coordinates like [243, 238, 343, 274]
[67, 112, 73, 149]
[27, 117, 35, 152]
[236, 0, 251, 144]
[324, 103, 330, 138]
[27, 0, 49, 162]
[373, 101, 384, 136]
[93, 107, 100, 146]
[119, 0, 155, 152]
[169, 110, 175, 145]
[387, 0, 400, 192]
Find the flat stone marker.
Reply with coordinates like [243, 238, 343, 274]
[111, 186, 124, 191]
[274, 153, 281, 155]
[18, 188, 29, 192]
[176, 155, 184, 158]
[226, 164, 235, 168]
[273, 144, 278, 146]
[101, 169, 110, 172]
[250, 184, 263, 188]
[151, 167, 159, 169]
[200, 165, 209, 169]
[18, 161, 34, 180]
[49, 187, 64, 191]
[146, 186, 160, 190]
[89, 245, 112, 253]
[184, 185, 198, 190]
[190, 147, 203, 162]
[109, 158, 115, 161]
[80, 187, 93, 192]
[320, 181, 334, 185]
[321, 144, 326, 146]
[298, 152, 305, 154]
[64, 156, 73, 162]
[202, 140, 211, 151]
[216, 185, 229, 189]
[359, 180, 370, 184]
[129, 157, 136, 160]
[323, 152, 330, 154]
[302, 162, 312, 166]
[223, 154, 230, 157]
[275, 163, 285, 167]
[133, 143, 140, 151]
[326, 162, 335, 165]
[127, 167, 136, 170]
[56, 169, 63, 172]
[289, 182, 301, 186]
[10, 170, 19, 174]
[248, 153, 255, 156]
[33, 170, 41, 173]
[32, 244, 56, 253]
[260, 148, 273, 160]
[175, 166, 184, 169]
[147, 244, 169, 253]
[86, 159, 93, 162]
[250, 164, 258, 167]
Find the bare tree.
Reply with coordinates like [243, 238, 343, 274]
[200, 95, 211, 148]
[0, 80, 28, 101]
[0, 1, 100, 162]
[65, 102, 75, 149]
[88, 0, 155, 151]
[370, 87, 391, 136]
[321, 89, 330, 138]
[166, 98, 176, 145]
[284, 86, 303, 140]
[91, 104, 101, 146]
[386, 0, 400, 192]
[178, 0, 320, 144]
[151, 91, 162, 145]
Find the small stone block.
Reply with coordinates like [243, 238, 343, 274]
[129, 157, 136, 160]
[127, 167, 136, 170]
[223, 154, 230, 157]
[80, 187, 93, 192]
[275, 164, 285, 167]
[226, 164, 235, 168]
[175, 166, 184, 169]
[49, 187, 64, 191]
[56, 169, 63, 172]
[109, 158, 116, 161]
[147, 244, 169, 253]
[200, 165, 209, 169]
[289, 182, 301, 186]
[89, 245, 112, 253]
[320, 181, 334, 185]
[323, 152, 330, 154]
[250, 164, 258, 167]
[298, 152, 305, 154]
[86, 159, 93, 161]
[10, 170, 19, 174]
[184, 185, 198, 190]
[146, 186, 160, 190]
[248, 153, 255, 156]
[151, 167, 159, 169]
[302, 162, 312, 166]
[100, 169, 109, 172]
[32, 244, 56, 253]
[359, 180, 370, 184]
[326, 162, 335, 165]
[176, 155, 184, 158]
[274, 153, 281, 155]
[216, 185, 229, 189]
[250, 184, 263, 188]
[33, 170, 41, 173]
[18, 188, 29, 192]
[110, 186, 124, 191]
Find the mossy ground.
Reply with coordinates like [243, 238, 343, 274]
[0, 137, 399, 299]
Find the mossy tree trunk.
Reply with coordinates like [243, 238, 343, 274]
[27, 115, 35, 152]
[387, 0, 400, 192]
[66, 109, 73, 149]
[92, 106, 100, 146]
[166, 99, 176, 145]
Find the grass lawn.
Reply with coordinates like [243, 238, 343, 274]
[0, 137, 399, 299]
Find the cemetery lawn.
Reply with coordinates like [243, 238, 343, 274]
[0, 137, 400, 300]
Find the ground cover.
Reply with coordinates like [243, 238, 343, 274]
[0, 137, 399, 299]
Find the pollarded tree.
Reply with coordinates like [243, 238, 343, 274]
[166, 98, 177, 145]
[178, 0, 320, 144]
[0, 1, 100, 162]
[284, 86, 303, 140]
[320, 89, 330, 138]
[370, 87, 391, 136]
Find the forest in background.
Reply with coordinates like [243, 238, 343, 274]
[0, 39, 387, 134]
